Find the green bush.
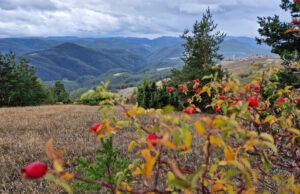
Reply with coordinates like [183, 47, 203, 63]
[76, 81, 118, 105]
[136, 80, 179, 109]
[73, 137, 132, 193]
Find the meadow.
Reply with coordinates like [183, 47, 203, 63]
[0, 104, 210, 193]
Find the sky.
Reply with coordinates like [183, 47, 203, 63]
[0, 0, 291, 39]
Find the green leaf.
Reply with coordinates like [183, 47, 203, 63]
[169, 178, 191, 189]
[261, 150, 271, 171]
[44, 173, 55, 181]
[288, 128, 300, 136]
[221, 104, 227, 114]
[202, 74, 213, 80]
[163, 105, 174, 114]
[55, 178, 73, 194]
[172, 130, 181, 145]
[181, 123, 192, 148]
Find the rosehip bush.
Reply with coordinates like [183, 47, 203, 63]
[23, 63, 299, 193]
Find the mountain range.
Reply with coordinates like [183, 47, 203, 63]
[0, 36, 274, 93]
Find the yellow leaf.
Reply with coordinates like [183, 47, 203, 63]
[96, 134, 106, 141]
[61, 173, 74, 179]
[54, 159, 64, 173]
[277, 89, 284, 95]
[263, 141, 278, 154]
[202, 117, 213, 128]
[45, 138, 55, 159]
[132, 167, 143, 175]
[160, 140, 176, 150]
[121, 182, 132, 191]
[195, 121, 205, 136]
[224, 147, 235, 161]
[239, 157, 251, 169]
[260, 133, 274, 144]
[141, 149, 158, 179]
[264, 115, 276, 124]
[128, 141, 138, 151]
[136, 107, 146, 114]
[219, 161, 227, 166]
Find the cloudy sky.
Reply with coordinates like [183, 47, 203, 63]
[0, 0, 291, 38]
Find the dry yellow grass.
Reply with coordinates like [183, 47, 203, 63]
[0, 104, 210, 193]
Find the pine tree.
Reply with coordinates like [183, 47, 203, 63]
[53, 81, 70, 103]
[256, 0, 300, 88]
[171, 8, 225, 85]
[256, 0, 300, 62]
[0, 52, 47, 106]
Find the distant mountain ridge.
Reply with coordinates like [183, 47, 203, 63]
[0, 36, 275, 92]
[24, 42, 146, 81]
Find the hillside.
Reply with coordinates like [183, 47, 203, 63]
[24, 43, 147, 81]
[0, 36, 276, 92]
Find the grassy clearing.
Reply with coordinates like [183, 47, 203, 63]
[0, 104, 210, 193]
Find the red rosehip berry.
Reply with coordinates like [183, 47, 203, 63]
[90, 123, 101, 132]
[179, 86, 184, 91]
[254, 86, 259, 90]
[292, 20, 298, 24]
[184, 107, 195, 114]
[248, 96, 259, 107]
[196, 88, 202, 94]
[215, 108, 220, 112]
[250, 85, 253, 89]
[255, 90, 259, 94]
[222, 85, 226, 90]
[297, 0, 300, 4]
[193, 80, 199, 83]
[181, 145, 188, 152]
[168, 87, 173, 91]
[22, 162, 48, 179]
[297, 98, 300, 102]
[219, 96, 225, 100]
[277, 98, 285, 103]
[230, 102, 237, 106]
[236, 97, 241, 101]
[147, 133, 157, 146]
[239, 92, 243, 95]
[261, 107, 266, 111]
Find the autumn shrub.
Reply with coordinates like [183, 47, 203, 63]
[22, 59, 300, 193]
[76, 81, 119, 105]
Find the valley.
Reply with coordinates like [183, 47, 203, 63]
[0, 36, 275, 96]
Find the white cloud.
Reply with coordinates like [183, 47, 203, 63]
[0, 0, 291, 38]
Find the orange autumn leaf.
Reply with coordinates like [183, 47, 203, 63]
[224, 147, 235, 161]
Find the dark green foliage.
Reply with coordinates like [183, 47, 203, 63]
[73, 137, 132, 193]
[256, 0, 300, 62]
[53, 81, 71, 103]
[180, 8, 225, 68]
[256, 0, 300, 88]
[137, 80, 179, 109]
[24, 43, 147, 81]
[170, 8, 226, 112]
[0, 52, 47, 106]
[43, 81, 71, 104]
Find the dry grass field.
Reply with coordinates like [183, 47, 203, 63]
[0, 104, 210, 193]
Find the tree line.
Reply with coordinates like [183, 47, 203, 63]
[0, 52, 70, 107]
